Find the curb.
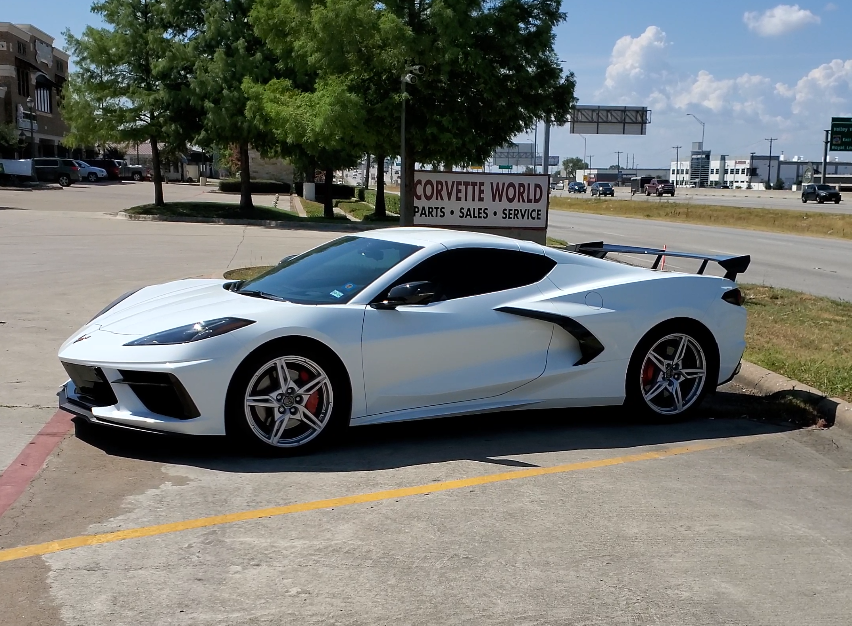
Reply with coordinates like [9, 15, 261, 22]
[116, 210, 384, 232]
[734, 361, 852, 431]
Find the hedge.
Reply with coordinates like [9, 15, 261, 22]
[364, 189, 401, 215]
[218, 179, 291, 193]
[294, 182, 355, 201]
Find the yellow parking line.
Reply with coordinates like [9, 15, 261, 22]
[0, 436, 755, 564]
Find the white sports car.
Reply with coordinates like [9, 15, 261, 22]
[58, 228, 750, 452]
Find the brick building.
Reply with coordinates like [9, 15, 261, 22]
[0, 23, 70, 158]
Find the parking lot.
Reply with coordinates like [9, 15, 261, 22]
[3, 186, 852, 624]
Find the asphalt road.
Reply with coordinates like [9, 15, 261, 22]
[552, 187, 852, 214]
[547, 210, 852, 301]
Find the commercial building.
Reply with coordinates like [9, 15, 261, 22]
[0, 23, 69, 158]
[670, 152, 852, 188]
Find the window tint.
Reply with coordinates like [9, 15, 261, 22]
[62, 160, 77, 167]
[387, 248, 556, 302]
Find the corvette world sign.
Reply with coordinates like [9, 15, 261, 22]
[412, 172, 549, 229]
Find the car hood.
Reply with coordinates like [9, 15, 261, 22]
[91, 279, 290, 337]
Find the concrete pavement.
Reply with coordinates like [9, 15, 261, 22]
[547, 210, 852, 301]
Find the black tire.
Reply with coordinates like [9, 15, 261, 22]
[835, 199, 841, 204]
[625, 322, 718, 421]
[132, 172, 143, 181]
[87, 173, 98, 182]
[818, 197, 824, 204]
[645, 189, 650, 196]
[656, 191, 662, 197]
[225, 342, 351, 455]
[58, 175, 70, 187]
[801, 196, 807, 203]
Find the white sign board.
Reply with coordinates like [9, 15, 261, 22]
[413, 172, 548, 229]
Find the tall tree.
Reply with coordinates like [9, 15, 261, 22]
[250, 0, 576, 224]
[561, 156, 588, 180]
[191, 0, 278, 211]
[63, 0, 200, 206]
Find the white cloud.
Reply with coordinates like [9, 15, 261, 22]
[743, 4, 820, 37]
[601, 26, 670, 96]
[776, 59, 852, 114]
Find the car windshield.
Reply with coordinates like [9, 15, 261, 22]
[815, 185, 833, 191]
[237, 236, 422, 305]
[76, 161, 89, 167]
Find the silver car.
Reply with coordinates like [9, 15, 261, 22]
[75, 160, 108, 183]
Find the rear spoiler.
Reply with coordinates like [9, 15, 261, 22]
[568, 241, 750, 281]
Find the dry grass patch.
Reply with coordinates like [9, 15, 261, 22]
[742, 284, 852, 401]
[550, 196, 852, 241]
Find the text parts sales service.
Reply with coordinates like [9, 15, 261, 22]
[413, 172, 549, 229]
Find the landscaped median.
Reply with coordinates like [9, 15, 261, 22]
[550, 196, 852, 241]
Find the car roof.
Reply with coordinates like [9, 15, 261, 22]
[355, 227, 543, 251]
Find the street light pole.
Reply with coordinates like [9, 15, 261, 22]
[399, 65, 424, 226]
[26, 96, 35, 158]
[579, 134, 587, 168]
[686, 113, 705, 146]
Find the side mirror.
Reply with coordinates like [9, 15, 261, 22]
[371, 281, 436, 310]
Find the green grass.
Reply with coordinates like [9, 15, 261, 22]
[364, 189, 401, 216]
[550, 195, 852, 241]
[299, 198, 350, 220]
[742, 284, 852, 401]
[126, 202, 300, 221]
[337, 199, 399, 222]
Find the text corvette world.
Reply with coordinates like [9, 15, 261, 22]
[413, 206, 544, 221]
[414, 179, 545, 204]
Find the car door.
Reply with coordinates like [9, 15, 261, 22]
[33, 159, 54, 181]
[361, 246, 556, 416]
[805, 185, 815, 200]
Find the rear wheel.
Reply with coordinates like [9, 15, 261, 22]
[58, 175, 70, 187]
[132, 172, 143, 181]
[626, 325, 716, 420]
[802, 196, 807, 203]
[226, 345, 350, 454]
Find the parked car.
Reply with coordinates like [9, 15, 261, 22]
[644, 179, 675, 197]
[719, 184, 731, 189]
[114, 159, 147, 181]
[590, 182, 614, 197]
[801, 184, 841, 204]
[567, 182, 586, 193]
[57, 229, 750, 452]
[550, 181, 565, 191]
[32, 158, 81, 187]
[74, 160, 108, 183]
[85, 159, 122, 180]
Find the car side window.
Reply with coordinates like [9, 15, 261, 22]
[388, 248, 556, 302]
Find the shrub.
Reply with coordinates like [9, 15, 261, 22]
[364, 189, 401, 214]
[218, 178, 291, 194]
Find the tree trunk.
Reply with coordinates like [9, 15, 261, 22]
[364, 154, 370, 190]
[150, 136, 164, 207]
[239, 142, 254, 211]
[401, 147, 415, 226]
[375, 153, 386, 218]
[323, 168, 334, 219]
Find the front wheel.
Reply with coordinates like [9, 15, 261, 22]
[835, 199, 841, 204]
[817, 197, 824, 204]
[87, 173, 98, 182]
[132, 172, 143, 181]
[802, 196, 807, 203]
[226, 345, 350, 454]
[625, 327, 716, 420]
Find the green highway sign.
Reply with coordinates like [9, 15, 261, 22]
[498, 164, 512, 170]
[830, 117, 852, 151]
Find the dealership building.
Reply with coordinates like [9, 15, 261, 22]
[0, 23, 69, 158]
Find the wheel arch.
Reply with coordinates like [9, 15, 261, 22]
[630, 317, 720, 386]
[225, 334, 354, 429]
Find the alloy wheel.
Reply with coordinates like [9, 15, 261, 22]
[639, 333, 707, 415]
[243, 356, 334, 448]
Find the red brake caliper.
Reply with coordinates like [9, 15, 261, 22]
[300, 370, 320, 414]
[642, 360, 656, 387]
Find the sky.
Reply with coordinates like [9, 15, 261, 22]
[5, 1, 852, 168]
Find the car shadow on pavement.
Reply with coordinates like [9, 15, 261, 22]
[73, 389, 815, 474]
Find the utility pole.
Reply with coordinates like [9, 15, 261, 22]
[821, 129, 830, 185]
[765, 138, 777, 188]
[749, 152, 756, 189]
[542, 117, 551, 181]
[672, 146, 681, 186]
[587, 155, 593, 170]
[615, 151, 622, 169]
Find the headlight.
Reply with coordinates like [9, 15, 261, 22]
[89, 288, 142, 323]
[124, 318, 255, 346]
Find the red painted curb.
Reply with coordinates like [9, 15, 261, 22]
[0, 409, 74, 518]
